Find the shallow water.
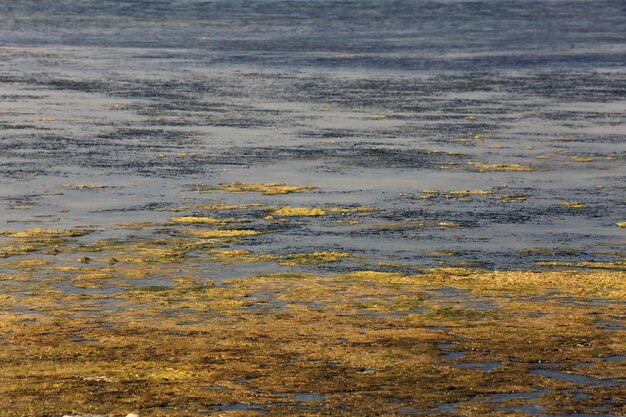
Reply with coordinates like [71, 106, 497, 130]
[0, 1, 625, 416]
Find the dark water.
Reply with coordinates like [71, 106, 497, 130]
[1, 0, 624, 271]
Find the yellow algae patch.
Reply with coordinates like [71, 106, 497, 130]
[60, 184, 109, 190]
[269, 206, 375, 217]
[496, 193, 528, 203]
[75, 272, 113, 280]
[164, 203, 256, 212]
[169, 216, 224, 224]
[428, 250, 457, 257]
[108, 103, 128, 109]
[371, 220, 424, 230]
[368, 114, 386, 119]
[207, 249, 276, 264]
[5, 228, 92, 238]
[344, 270, 409, 283]
[559, 201, 586, 209]
[535, 261, 625, 270]
[446, 189, 493, 196]
[53, 266, 85, 273]
[0, 265, 625, 416]
[185, 229, 260, 239]
[176, 152, 199, 157]
[467, 162, 534, 172]
[616, 222, 626, 228]
[417, 267, 481, 276]
[279, 251, 351, 266]
[218, 182, 318, 195]
[335, 219, 361, 225]
[437, 221, 462, 228]
[116, 221, 161, 230]
[3, 258, 53, 270]
[35, 117, 58, 123]
[0, 243, 42, 258]
[571, 156, 594, 162]
[415, 268, 625, 296]
[415, 194, 435, 200]
[271, 206, 327, 217]
[10, 205, 33, 210]
[327, 206, 378, 214]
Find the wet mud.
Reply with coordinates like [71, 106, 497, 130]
[0, 0, 625, 416]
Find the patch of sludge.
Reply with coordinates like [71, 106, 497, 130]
[0, 244, 624, 417]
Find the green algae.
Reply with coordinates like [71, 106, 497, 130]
[0, 266, 624, 416]
[0, 242, 43, 258]
[467, 162, 534, 172]
[60, 184, 110, 190]
[0, 223, 624, 417]
[185, 229, 261, 239]
[278, 250, 351, 266]
[3, 228, 93, 239]
[271, 206, 327, 217]
[162, 203, 260, 213]
[218, 182, 319, 195]
[559, 201, 587, 209]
